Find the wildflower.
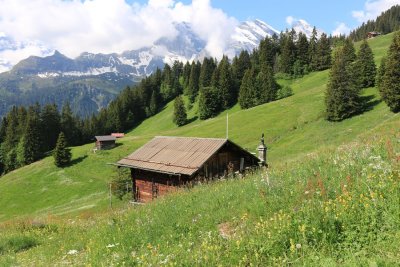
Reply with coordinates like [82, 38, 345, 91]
[296, 243, 302, 249]
[304, 191, 310, 195]
[106, 243, 119, 248]
[67, 249, 78, 255]
[290, 239, 295, 252]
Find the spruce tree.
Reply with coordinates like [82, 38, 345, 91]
[53, 132, 71, 167]
[342, 38, 357, 64]
[357, 40, 377, 88]
[149, 90, 159, 116]
[173, 95, 187, 126]
[380, 31, 400, 112]
[232, 50, 251, 90]
[40, 104, 61, 152]
[198, 86, 221, 120]
[199, 58, 216, 88]
[21, 107, 42, 165]
[187, 61, 200, 103]
[309, 27, 318, 71]
[257, 65, 279, 104]
[314, 33, 331, 71]
[279, 31, 296, 74]
[61, 103, 76, 144]
[217, 56, 235, 109]
[376, 57, 386, 88]
[239, 68, 257, 109]
[325, 47, 361, 121]
[293, 32, 310, 75]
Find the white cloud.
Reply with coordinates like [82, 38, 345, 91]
[286, 16, 295, 26]
[0, 0, 238, 66]
[332, 22, 351, 36]
[352, 0, 399, 22]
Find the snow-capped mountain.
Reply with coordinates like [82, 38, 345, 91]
[226, 19, 279, 57]
[0, 18, 323, 117]
[290, 19, 324, 38]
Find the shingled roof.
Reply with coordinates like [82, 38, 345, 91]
[116, 136, 258, 176]
[95, 135, 116, 142]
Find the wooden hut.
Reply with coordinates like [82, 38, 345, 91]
[115, 136, 265, 202]
[367, 31, 381, 38]
[95, 135, 116, 150]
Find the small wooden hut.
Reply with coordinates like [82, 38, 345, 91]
[95, 135, 116, 150]
[115, 136, 266, 202]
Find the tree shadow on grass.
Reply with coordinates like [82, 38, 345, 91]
[186, 116, 198, 124]
[67, 155, 88, 167]
[357, 94, 382, 115]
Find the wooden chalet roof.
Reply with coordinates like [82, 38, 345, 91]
[95, 135, 116, 142]
[116, 136, 258, 176]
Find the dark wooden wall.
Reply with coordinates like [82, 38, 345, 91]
[130, 143, 257, 202]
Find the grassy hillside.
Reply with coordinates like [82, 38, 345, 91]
[0, 32, 398, 224]
[0, 127, 398, 266]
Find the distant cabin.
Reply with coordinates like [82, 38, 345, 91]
[111, 133, 125, 138]
[116, 136, 266, 202]
[367, 31, 381, 38]
[95, 135, 116, 150]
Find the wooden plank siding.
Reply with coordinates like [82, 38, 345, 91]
[131, 143, 258, 202]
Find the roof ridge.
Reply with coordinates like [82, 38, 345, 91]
[154, 136, 228, 141]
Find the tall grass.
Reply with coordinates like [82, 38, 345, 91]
[1, 130, 398, 266]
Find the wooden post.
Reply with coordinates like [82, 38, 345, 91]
[109, 183, 112, 209]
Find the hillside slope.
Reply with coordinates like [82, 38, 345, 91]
[0, 32, 398, 222]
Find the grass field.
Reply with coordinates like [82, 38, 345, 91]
[0, 126, 398, 266]
[0, 32, 398, 222]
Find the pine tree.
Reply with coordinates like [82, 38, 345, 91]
[172, 95, 187, 126]
[232, 50, 251, 91]
[376, 57, 386, 88]
[198, 86, 221, 120]
[199, 58, 216, 88]
[357, 39, 377, 88]
[40, 104, 61, 152]
[61, 102, 79, 145]
[22, 106, 42, 164]
[257, 65, 279, 104]
[279, 31, 296, 74]
[296, 32, 310, 70]
[325, 47, 361, 121]
[239, 68, 257, 109]
[217, 56, 235, 109]
[342, 38, 357, 64]
[149, 90, 159, 116]
[314, 33, 332, 71]
[53, 132, 71, 167]
[187, 61, 200, 103]
[309, 27, 318, 71]
[259, 37, 278, 69]
[379, 31, 400, 112]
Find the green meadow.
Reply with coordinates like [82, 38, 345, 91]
[0, 32, 399, 265]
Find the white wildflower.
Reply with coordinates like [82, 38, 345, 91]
[67, 249, 78, 255]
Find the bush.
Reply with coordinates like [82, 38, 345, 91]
[0, 236, 39, 254]
[277, 85, 293, 99]
[111, 167, 132, 200]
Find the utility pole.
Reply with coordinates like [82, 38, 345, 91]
[226, 113, 229, 139]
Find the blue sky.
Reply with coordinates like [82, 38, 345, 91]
[131, 0, 398, 34]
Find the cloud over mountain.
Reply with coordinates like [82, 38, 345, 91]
[0, 0, 237, 63]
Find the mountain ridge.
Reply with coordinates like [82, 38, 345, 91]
[0, 18, 321, 117]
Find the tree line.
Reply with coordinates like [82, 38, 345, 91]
[349, 5, 400, 42]
[173, 28, 333, 124]
[325, 31, 399, 121]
